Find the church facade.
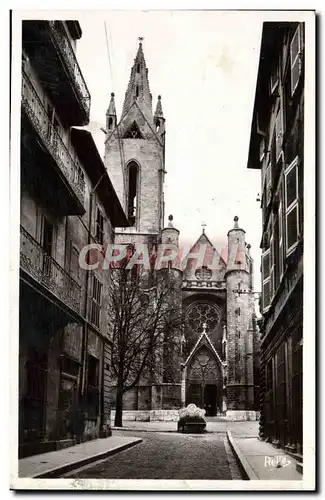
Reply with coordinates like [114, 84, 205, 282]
[104, 41, 260, 420]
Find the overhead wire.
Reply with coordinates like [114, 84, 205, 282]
[104, 21, 127, 201]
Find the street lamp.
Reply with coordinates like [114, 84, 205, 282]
[232, 282, 261, 301]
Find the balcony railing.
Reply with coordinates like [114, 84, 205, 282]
[21, 70, 85, 206]
[20, 225, 81, 315]
[48, 21, 91, 117]
[182, 280, 226, 289]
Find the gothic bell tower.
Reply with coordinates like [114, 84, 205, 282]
[104, 40, 166, 237]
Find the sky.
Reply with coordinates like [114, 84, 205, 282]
[74, 11, 263, 292]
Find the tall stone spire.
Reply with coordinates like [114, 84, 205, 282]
[122, 39, 153, 121]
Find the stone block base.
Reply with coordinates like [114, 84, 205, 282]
[149, 409, 179, 422]
[111, 409, 180, 422]
[225, 410, 259, 421]
[111, 410, 150, 422]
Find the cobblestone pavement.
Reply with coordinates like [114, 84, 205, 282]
[63, 430, 244, 480]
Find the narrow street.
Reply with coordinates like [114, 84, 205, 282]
[62, 430, 244, 480]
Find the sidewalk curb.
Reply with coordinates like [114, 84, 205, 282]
[112, 426, 224, 434]
[30, 438, 142, 479]
[226, 430, 259, 480]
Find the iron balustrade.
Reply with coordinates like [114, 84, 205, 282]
[182, 280, 226, 289]
[21, 70, 85, 206]
[48, 21, 91, 117]
[20, 225, 81, 314]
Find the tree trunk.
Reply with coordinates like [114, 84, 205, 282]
[114, 388, 123, 427]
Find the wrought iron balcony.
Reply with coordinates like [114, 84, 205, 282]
[48, 21, 90, 118]
[182, 280, 226, 289]
[22, 20, 91, 126]
[21, 70, 85, 212]
[20, 225, 81, 315]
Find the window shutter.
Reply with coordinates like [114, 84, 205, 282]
[278, 202, 284, 280]
[262, 249, 271, 312]
[270, 235, 275, 300]
[90, 275, 102, 328]
[275, 109, 283, 161]
[285, 157, 299, 254]
[259, 137, 265, 162]
[290, 25, 302, 96]
[266, 163, 272, 206]
[270, 60, 279, 95]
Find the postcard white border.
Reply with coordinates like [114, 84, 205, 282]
[9, 5, 316, 493]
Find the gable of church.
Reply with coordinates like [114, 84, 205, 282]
[183, 232, 227, 282]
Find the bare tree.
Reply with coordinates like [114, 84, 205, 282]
[107, 264, 183, 427]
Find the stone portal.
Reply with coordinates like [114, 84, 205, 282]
[183, 332, 224, 416]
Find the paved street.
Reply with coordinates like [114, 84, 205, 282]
[63, 430, 243, 480]
[112, 418, 259, 437]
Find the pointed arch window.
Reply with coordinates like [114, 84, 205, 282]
[108, 117, 113, 130]
[136, 85, 139, 98]
[136, 63, 140, 73]
[127, 161, 139, 226]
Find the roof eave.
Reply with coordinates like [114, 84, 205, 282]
[71, 128, 129, 227]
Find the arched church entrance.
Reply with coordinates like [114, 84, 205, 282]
[186, 345, 223, 416]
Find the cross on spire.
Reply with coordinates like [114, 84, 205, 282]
[201, 222, 207, 234]
[138, 36, 144, 43]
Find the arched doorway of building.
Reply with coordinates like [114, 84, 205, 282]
[185, 344, 223, 416]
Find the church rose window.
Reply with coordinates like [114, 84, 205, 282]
[186, 302, 219, 335]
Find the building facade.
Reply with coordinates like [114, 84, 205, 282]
[247, 23, 304, 455]
[19, 20, 128, 457]
[104, 41, 260, 421]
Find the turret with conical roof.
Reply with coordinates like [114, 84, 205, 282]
[154, 95, 166, 137]
[106, 92, 117, 131]
[226, 216, 249, 276]
[225, 216, 256, 418]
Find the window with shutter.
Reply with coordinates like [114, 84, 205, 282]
[262, 249, 271, 312]
[290, 24, 303, 96]
[285, 157, 299, 254]
[95, 207, 104, 245]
